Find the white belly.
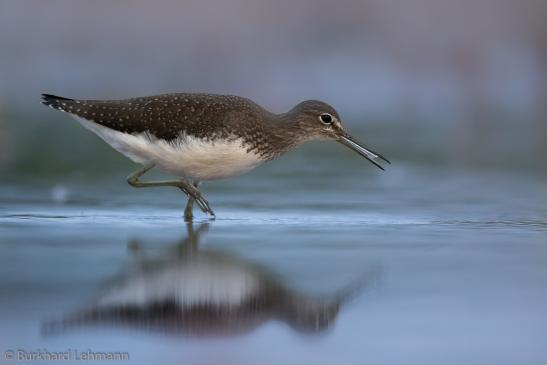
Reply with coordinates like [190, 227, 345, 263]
[75, 117, 264, 181]
[96, 256, 261, 308]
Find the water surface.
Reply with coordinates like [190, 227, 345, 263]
[1, 164, 546, 365]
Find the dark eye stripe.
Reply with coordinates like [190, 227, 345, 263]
[320, 113, 333, 124]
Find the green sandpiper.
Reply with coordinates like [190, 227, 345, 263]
[41, 93, 390, 220]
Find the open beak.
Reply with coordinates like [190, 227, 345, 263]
[337, 133, 391, 170]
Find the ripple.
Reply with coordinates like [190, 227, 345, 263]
[1, 206, 545, 231]
[0, 207, 431, 227]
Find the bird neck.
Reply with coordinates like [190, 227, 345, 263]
[258, 113, 309, 159]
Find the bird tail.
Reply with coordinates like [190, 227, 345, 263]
[41, 93, 75, 112]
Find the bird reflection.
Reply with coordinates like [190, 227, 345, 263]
[45, 223, 374, 337]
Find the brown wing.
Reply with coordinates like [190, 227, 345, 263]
[41, 93, 265, 141]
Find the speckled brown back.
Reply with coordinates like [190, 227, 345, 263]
[41, 93, 292, 158]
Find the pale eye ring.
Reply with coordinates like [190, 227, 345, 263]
[319, 113, 334, 125]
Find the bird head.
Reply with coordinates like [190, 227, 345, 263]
[288, 100, 390, 170]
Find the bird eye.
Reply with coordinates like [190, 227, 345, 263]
[319, 113, 334, 124]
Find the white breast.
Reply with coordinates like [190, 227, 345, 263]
[74, 117, 264, 181]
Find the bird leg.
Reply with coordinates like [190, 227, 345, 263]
[184, 196, 195, 222]
[127, 163, 215, 218]
[183, 181, 200, 222]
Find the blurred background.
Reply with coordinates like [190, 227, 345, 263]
[0, 0, 546, 178]
[1, 2, 547, 364]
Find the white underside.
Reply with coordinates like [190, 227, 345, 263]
[96, 256, 260, 308]
[74, 116, 263, 181]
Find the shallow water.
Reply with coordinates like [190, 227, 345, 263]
[1, 164, 546, 365]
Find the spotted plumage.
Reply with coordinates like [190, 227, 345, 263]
[41, 93, 298, 159]
[41, 92, 389, 219]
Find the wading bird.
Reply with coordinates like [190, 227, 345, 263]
[42, 93, 389, 220]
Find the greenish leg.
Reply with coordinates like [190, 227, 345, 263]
[184, 197, 194, 222]
[184, 181, 200, 222]
[127, 163, 215, 218]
